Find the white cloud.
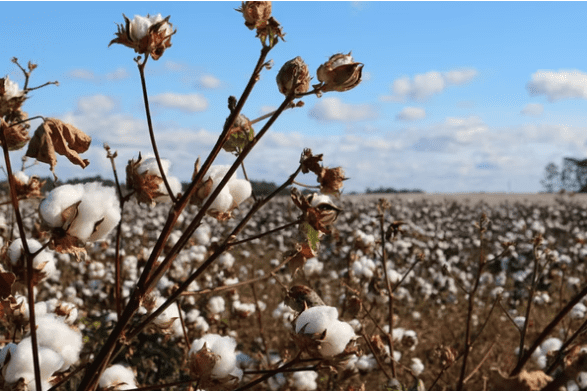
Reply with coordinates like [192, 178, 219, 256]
[383, 68, 477, 102]
[151, 93, 208, 113]
[198, 74, 221, 89]
[164, 60, 188, 72]
[309, 97, 377, 122]
[396, 107, 426, 121]
[526, 70, 587, 101]
[259, 105, 277, 115]
[106, 67, 129, 81]
[521, 103, 544, 117]
[68, 69, 95, 80]
[76, 95, 116, 115]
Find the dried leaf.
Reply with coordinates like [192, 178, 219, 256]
[26, 118, 91, 172]
[0, 272, 16, 299]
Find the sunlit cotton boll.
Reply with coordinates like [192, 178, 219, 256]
[295, 306, 355, 357]
[203, 165, 252, 213]
[99, 364, 137, 390]
[291, 371, 318, 390]
[129, 13, 172, 42]
[34, 314, 82, 371]
[39, 183, 121, 242]
[190, 334, 243, 380]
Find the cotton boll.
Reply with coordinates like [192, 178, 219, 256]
[99, 364, 137, 390]
[208, 296, 226, 314]
[34, 314, 82, 371]
[320, 319, 355, 357]
[190, 334, 240, 379]
[304, 257, 324, 276]
[209, 188, 233, 213]
[228, 179, 252, 206]
[39, 184, 85, 227]
[567, 380, 580, 391]
[155, 175, 182, 203]
[68, 183, 120, 241]
[411, 358, 425, 376]
[7, 239, 56, 280]
[218, 253, 235, 269]
[513, 316, 525, 329]
[267, 373, 286, 391]
[295, 306, 339, 334]
[571, 303, 587, 320]
[292, 371, 318, 390]
[3, 338, 64, 384]
[541, 338, 562, 355]
[151, 297, 179, 328]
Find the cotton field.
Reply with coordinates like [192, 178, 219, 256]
[3, 190, 587, 390]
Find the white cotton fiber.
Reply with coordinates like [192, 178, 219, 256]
[208, 296, 226, 314]
[68, 183, 120, 241]
[295, 306, 355, 357]
[34, 314, 82, 371]
[39, 184, 85, 227]
[190, 334, 241, 379]
[411, 358, 425, 376]
[228, 179, 252, 206]
[292, 371, 318, 390]
[8, 239, 56, 280]
[209, 188, 233, 213]
[3, 338, 64, 384]
[99, 364, 137, 390]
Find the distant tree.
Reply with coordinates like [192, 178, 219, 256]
[542, 158, 587, 193]
[540, 162, 559, 193]
[365, 186, 424, 194]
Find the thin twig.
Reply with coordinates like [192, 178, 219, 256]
[137, 56, 177, 204]
[0, 124, 43, 391]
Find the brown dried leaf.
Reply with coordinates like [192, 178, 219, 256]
[0, 272, 16, 299]
[26, 118, 91, 171]
[490, 368, 552, 391]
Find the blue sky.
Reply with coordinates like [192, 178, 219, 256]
[3, 1, 587, 193]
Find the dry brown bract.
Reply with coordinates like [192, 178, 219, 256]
[222, 114, 254, 154]
[126, 155, 165, 206]
[315, 52, 364, 93]
[490, 368, 552, 391]
[276, 57, 311, 96]
[236, 1, 272, 30]
[25, 118, 91, 174]
[11, 173, 45, 200]
[109, 14, 175, 61]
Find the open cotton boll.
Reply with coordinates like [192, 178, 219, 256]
[411, 358, 425, 376]
[154, 175, 182, 203]
[190, 334, 241, 379]
[39, 184, 85, 227]
[295, 306, 339, 334]
[3, 338, 64, 384]
[151, 296, 179, 328]
[14, 171, 29, 184]
[8, 239, 56, 280]
[568, 380, 580, 391]
[209, 188, 234, 214]
[228, 179, 252, 206]
[208, 296, 226, 314]
[137, 157, 171, 176]
[99, 364, 137, 390]
[319, 319, 355, 357]
[34, 314, 82, 371]
[292, 371, 318, 390]
[68, 183, 120, 242]
[541, 337, 562, 355]
[577, 372, 587, 388]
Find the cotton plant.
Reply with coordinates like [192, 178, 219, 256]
[191, 164, 252, 220]
[294, 306, 357, 359]
[187, 333, 243, 389]
[39, 182, 121, 256]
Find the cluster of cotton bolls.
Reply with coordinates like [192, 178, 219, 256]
[8, 238, 56, 281]
[201, 165, 252, 215]
[134, 156, 182, 203]
[0, 314, 82, 390]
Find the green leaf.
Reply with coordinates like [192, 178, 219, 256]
[302, 222, 320, 251]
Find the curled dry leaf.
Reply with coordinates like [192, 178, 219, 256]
[26, 118, 91, 173]
[0, 272, 16, 300]
[490, 368, 552, 391]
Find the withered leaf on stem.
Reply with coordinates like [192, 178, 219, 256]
[0, 272, 16, 300]
[26, 118, 91, 172]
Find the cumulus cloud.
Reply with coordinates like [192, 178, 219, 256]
[396, 107, 426, 121]
[526, 70, 587, 101]
[198, 74, 221, 89]
[309, 97, 377, 122]
[106, 67, 129, 81]
[151, 93, 208, 113]
[68, 69, 95, 80]
[521, 103, 544, 117]
[383, 68, 477, 102]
